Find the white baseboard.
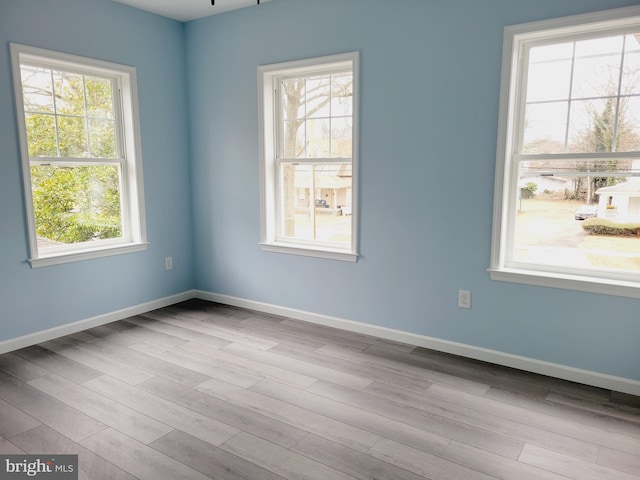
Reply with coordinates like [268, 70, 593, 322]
[3, 288, 638, 396]
[196, 290, 640, 396]
[0, 290, 196, 355]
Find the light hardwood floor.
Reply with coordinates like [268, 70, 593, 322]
[1, 300, 639, 479]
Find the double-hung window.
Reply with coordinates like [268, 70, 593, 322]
[258, 52, 359, 261]
[11, 44, 147, 267]
[490, 6, 640, 297]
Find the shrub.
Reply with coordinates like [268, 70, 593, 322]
[581, 218, 640, 236]
[521, 182, 537, 199]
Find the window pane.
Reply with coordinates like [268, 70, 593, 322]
[21, 66, 54, 114]
[306, 76, 331, 118]
[623, 34, 640, 97]
[526, 57, 572, 103]
[575, 36, 624, 58]
[331, 75, 353, 116]
[54, 72, 86, 116]
[566, 98, 610, 153]
[622, 50, 640, 95]
[619, 96, 640, 152]
[20, 66, 119, 160]
[331, 117, 352, 158]
[522, 33, 640, 155]
[25, 113, 57, 157]
[30, 164, 122, 247]
[512, 163, 640, 273]
[529, 42, 574, 63]
[89, 118, 116, 158]
[280, 72, 353, 160]
[572, 37, 623, 99]
[306, 118, 330, 158]
[58, 116, 88, 157]
[282, 120, 305, 158]
[282, 79, 304, 121]
[523, 102, 568, 153]
[279, 162, 352, 247]
[85, 76, 114, 120]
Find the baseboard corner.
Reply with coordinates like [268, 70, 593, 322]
[0, 289, 197, 355]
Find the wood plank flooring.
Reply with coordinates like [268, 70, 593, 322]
[1, 299, 639, 479]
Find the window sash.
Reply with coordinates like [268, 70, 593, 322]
[275, 70, 354, 161]
[504, 155, 640, 275]
[274, 158, 353, 249]
[19, 63, 123, 160]
[28, 158, 131, 251]
[515, 30, 640, 156]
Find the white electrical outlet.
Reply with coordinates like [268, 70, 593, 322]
[458, 290, 471, 309]
[165, 257, 173, 270]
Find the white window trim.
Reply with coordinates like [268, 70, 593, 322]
[258, 52, 359, 262]
[489, 6, 640, 298]
[11, 44, 148, 268]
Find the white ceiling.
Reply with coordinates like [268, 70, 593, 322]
[112, 0, 271, 22]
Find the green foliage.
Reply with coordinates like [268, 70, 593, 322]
[521, 182, 537, 199]
[31, 165, 122, 244]
[581, 218, 640, 236]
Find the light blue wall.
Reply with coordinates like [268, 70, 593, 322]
[186, 0, 640, 381]
[1, 0, 638, 384]
[0, 0, 194, 340]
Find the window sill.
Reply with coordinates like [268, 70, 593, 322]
[29, 242, 149, 268]
[488, 267, 640, 299]
[260, 242, 358, 262]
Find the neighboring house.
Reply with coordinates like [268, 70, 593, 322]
[519, 174, 573, 194]
[596, 181, 640, 222]
[595, 159, 640, 222]
[295, 163, 352, 212]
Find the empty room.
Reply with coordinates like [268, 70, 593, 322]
[1, 0, 639, 478]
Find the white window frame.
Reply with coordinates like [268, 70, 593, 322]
[490, 6, 640, 298]
[258, 52, 359, 262]
[11, 44, 147, 267]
